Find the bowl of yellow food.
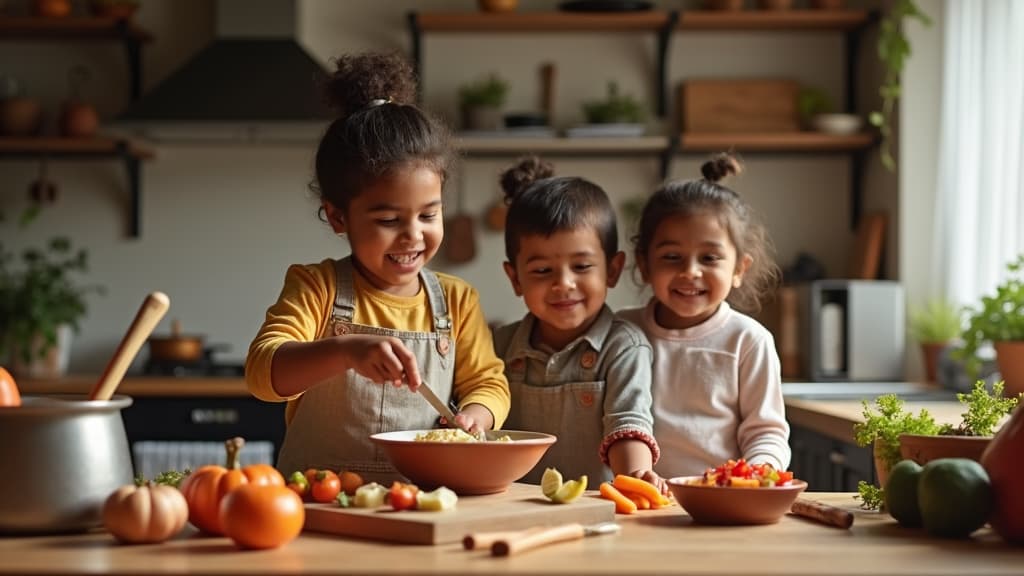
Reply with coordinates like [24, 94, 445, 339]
[369, 429, 556, 495]
[667, 459, 807, 525]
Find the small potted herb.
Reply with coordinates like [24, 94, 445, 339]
[458, 73, 509, 131]
[581, 81, 645, 125]
[957, 253, 1024, 396]
[907, 298, 963, 382]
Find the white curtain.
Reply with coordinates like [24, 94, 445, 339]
[934, 0, 1024, 306]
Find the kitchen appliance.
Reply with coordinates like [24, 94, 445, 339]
[800, 280, 905, 381]
[303, 482, 614, 544]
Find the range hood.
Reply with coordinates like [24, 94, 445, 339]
[117, 0, 332, 142]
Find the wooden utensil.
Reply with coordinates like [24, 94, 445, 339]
[790, 498, 854, 529]
[445, 175, 475, 263]
[488, 522, 621, 556]
[540, 62, 556, 126]
[89, 292, 170, 401]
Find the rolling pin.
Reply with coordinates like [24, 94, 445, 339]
[791, 498, 855, 529]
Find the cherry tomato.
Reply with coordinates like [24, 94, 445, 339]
[286, 471, 309, 499]
[388, 481, 418, 511]
[310, 470, 341, 503]
[338, 470, 364, 495]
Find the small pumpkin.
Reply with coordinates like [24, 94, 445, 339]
[220, 484, 305, 550]
[0, 367, 21, 407]
[102, 483, 188, 544]
[178, 437, 284, 535]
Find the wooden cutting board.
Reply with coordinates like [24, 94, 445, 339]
[303, 483, 615, 545]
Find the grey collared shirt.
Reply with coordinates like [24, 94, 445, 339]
[493, 305, 658, 484]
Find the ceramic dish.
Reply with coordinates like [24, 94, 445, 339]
[811, 113, 863, 135]
[370, 429, 556, 495]
[667, 476, 808, 525]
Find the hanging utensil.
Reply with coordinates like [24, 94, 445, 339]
[445, 172, 476, 263]
[90, 292, 170, 401]
[468, 522, 621, 556]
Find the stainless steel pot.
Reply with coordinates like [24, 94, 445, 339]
[0, 394, 134, 534]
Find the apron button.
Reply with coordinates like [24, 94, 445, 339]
[580, 350, 597, 369]
[334, 323, 349, 336]
[437, 335, 451, 356]
[579, 392, 595, 407]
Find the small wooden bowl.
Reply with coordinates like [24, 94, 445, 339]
[667, 476, 808, 525]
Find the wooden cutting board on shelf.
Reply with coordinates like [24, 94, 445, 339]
[303, 483, 615, 545]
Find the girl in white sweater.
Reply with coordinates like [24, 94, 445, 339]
[618, 153, 791, 479]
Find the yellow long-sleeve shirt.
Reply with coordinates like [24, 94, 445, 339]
[246, 259, 510, 428]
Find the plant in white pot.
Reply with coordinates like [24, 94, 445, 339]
[0, 214, 103, 378]
[957, 253, 1024, 397]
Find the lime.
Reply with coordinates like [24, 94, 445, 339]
[885, 459, 923, 527]
[541, 467, 563, 499]
[551, 475, 588, 504]
[918, 458, 993, 538]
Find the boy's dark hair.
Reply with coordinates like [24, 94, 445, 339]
[312, 52, 455, 213]
[631, 153, 780, 313]
[499, 156, 618, 264]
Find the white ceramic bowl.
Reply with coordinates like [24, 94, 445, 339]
[811, 113, 864, 135]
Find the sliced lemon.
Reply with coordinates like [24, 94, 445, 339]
[541, 467, 563, 499]
[416, 487, 458, 511]
[551, 475, 588, 504]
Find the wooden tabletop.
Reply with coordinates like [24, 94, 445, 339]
[0, 493, 1019, 575]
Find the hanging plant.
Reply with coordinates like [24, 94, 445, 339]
[869, 0, 931, 171]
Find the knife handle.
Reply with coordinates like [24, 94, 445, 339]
[463, 527, 544, 550]
[791, 498, 854, 529]
[492, 523, 585, 557]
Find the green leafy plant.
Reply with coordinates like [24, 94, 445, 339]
[582, 81, 645, 124]
[855, 481, 885, 511]
[869, 0, 932, 171]
[0, 214, 104, 366]
[797, 86, 833, 125]
[854, 394, 940, 469]
[941, 380, 1020, 437]
[956, 253, 1024, 377]
[458, 73, 509, 108]
[908, 298, 963, 344]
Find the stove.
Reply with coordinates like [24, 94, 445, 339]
[142, 347, 245, 378]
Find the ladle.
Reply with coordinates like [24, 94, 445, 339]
[89, 292, 170, 401]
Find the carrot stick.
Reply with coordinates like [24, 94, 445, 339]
[626, 492, 651, 510]
[613, 474, 670, 507]
[599, 482, 637, 514]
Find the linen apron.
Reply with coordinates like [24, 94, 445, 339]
[275, 257, 455, 483]
[505, 357, 607, 485]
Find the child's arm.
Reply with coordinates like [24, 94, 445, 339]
[270, 335, 422, 397]
[607, 440, 666, 493]
[736, 331, 791, 470]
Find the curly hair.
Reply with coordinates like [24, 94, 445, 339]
[631, 153, 780, 313]
[499, 156, 619, 265]
[312, 52, 455, 213]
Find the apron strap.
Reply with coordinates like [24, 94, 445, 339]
[332, 258, 452, 338]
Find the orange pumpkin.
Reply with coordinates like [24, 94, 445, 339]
[102, 483, 188, 544]
[0, 367, 21, 407]
[178, 437, 284, 535]
[220, 484, 304, 550]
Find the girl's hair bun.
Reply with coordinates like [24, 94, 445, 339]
[325, 52, 418, 119]
[499, 156, 555, 204]
[701, 152, 743, 183]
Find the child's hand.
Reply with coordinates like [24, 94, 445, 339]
[632, 469, 668, 495]
[449, 403, 494, 436]
[340, 334, 422, 390]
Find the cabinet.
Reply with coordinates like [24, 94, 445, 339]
[408, 8, 877, 226]
[789, 424, 876, 492]
[0, 16, 154, 237]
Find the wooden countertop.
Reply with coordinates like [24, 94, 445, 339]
[784, 398, 969, 444]
[0, 493, 1019, 575]
[18, 375, 250, 398]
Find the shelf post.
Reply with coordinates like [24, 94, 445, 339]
[660, 134, 678, 181]
[851, 150, 864, 229]
[408, 12, 423, 104]
[115, 141, 142, 238]
[115, 19, 143, 100]
[656, 11, 679, 118]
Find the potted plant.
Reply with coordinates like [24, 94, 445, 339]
[957, 253, 1024, 396]
[581, 81, 645, 126]
[0, 214, 103, 378]
[869, 0, 931, 171]
[907, 298, 963, 382]
[458, 73, 509, 131]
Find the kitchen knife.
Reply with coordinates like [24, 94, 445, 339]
[790, 498, 855, 529]
[416, 383, 487, 440]
[488, 522, 621, 557]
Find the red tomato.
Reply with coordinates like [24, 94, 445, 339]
[310, 470, 341, 503]
[389, 481, 418, 511]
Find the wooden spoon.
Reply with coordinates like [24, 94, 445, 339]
[89, 292, 170, 401]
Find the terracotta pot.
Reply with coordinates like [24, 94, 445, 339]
[920, 342, 949, 383]
[59, 101, 99, 138]
[147, 320, 204, 363]
[477, 0, 517, 12]
[0, 97, 43, 137]
[898, 433, 991, 466]
[994, 341, 1024, 397]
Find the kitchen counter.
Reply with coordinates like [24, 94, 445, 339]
[19, 375, 250, 397]
[0, 493, 1019, 576]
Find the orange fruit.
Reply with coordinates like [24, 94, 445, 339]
[338, 470, 364, 495]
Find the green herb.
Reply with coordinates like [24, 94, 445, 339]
[581, 81, 645, 124]
[797, 86, 833, 124]
[458, 73, 509, 108]
[853, 394, 939, 469]
[907, 298, 963, 344]
[941, 380, 1020, 437]
[135, 468, 192, 489]
[956, 253, 1024, 377]
[855, 481, 885, 511]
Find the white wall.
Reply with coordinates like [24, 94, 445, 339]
[1, 0, 893, 374]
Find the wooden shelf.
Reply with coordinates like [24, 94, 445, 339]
[0, 15, 152, 41]
[0, 136, 154, 238]
[457, 135, 669, 155]
[414, 11, 671, 31]
[680, 131, 876, 152]
[678, 10, 872, 31]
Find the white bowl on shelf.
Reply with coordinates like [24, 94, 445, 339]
[811, 113, 863, 135]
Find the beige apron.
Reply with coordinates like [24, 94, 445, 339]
[275, 257, 455, 483]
